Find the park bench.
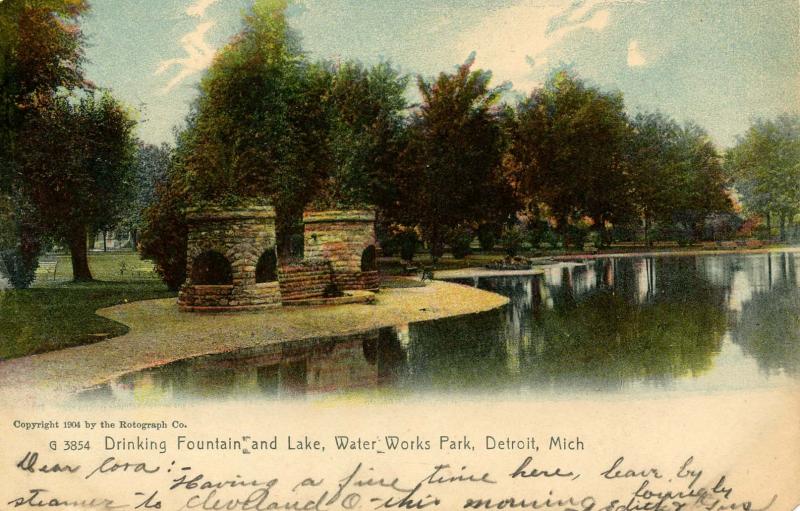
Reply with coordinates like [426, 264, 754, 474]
[420, 266, 435, 281]
[35, 260, 58, 281]
[402, 264, 418, 276]
[133, 265, 156, 279]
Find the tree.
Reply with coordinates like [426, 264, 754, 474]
[15, 92, 137, 281]
[667, 122, 732, 242]
[314, 60, 408, 214]
[512, 70, 633, 245]
[1, 0, 89, 192]
[1, 0, 90, 285]
[400, 55, 514, 259]
[175, 0, 331, 255]
[118, 142, 172, 247]
[727, 114, 800, 241]
[161, 0, 410, 262]
[627, 112, 682, 243]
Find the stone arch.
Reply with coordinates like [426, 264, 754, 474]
[360, 245, 377, 272]
[255, 249, 278, 283]
[191, 251, 233, 285]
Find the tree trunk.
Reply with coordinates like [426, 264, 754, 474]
[102, 230, 107, 252]
[779, 214, 786, 242]
[68, 225, 93, 282]
[766, 212, 771, 239]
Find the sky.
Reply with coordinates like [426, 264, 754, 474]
[81, 0, 800, 148]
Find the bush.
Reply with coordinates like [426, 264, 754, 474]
[611, 223, 637, 243]
[397, 230, 418, 261]
[448, 226, 473, 259]
[525, 219, 549, 248]
[0, 248, 39, 289]
[669, 223, 695, 246]
[542, 228, 560, 249]
[139, 179, 188, 291]
[501, 225, 524, 256]
[477, 223, 499, 251]
[564, 224, 589, 250]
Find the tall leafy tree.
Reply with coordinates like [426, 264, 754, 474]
[16, 92, 137, 280]
[668, 122, 732, 241]
[727, 114, 800, 240]
[400, 55, 513, 258]
[164, 0, 410, 260]
[512, 70, 633, 243]
[118, 142, 172, 247]
[1, 0, 89, 286]
[315, 60, 408, 214]
[177, 0, 331, 253]
[1, 0, 89, 191]
[627, 111, 683, 241]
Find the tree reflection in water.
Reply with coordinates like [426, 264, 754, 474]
[728, 253, 800, 376]
[84, 253, 799, 403]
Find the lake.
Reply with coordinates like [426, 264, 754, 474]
[85, 251, 800, 403]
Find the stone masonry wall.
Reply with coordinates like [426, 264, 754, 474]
[179, 206, 281, 310]
[303, 210, 379, 291]
[278, 260, 334, 302]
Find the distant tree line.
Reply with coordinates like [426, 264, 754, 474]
[2, 0, 798, 290]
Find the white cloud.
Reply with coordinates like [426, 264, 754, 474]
[155, 21, 217, 93]
[627, 39, 647, 67]
[186, 0, 219, 18]
[455, 1, 619, 92]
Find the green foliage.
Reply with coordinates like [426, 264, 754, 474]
[118, 143, 172, 246]
[447, 225, 473, 259]
[726, 114, 800, 240]
[139, 164, 189, 292]
[177, 0, 327, 248]
[564, 223, 590, 250]
[139, 124, 197, 291]
[0, 247, 38, 289]
[397, 230, 418, 262]
[512, 70, 634, 232]
[501, 224, 524, 257]
[401, 55, 513, 258]
[15, 92, 137, 280]
[477, 223, 499, 251]
[315, 61, 409, 211]
[626, 112, 732, 243]
[0, 0, 89, 192]
[172, 1, 408, 255]
[524, 219, 550, 249]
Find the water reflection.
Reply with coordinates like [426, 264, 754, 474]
[86, 252, 800, 403]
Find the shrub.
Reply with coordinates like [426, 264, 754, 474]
[670, 223, 695, 246]
[139, 179, 188, 291]
[477, 223, 499, 251]
[397, 230, 418, 261]
[565, 224, 589, 250]
[448, 226, 473, 259]
[501, 225, 524, 256]
[0, 248, 39, 289]
[525, 219, 549, 248]
[542, 228, 560, 249]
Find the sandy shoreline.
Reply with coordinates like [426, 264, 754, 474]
[0, 280, 508, 405]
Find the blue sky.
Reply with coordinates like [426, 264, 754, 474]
[81, 0, 799, 148]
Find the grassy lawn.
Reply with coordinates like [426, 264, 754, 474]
[33, 251, 158, 283]
[1, 252, 175, 360]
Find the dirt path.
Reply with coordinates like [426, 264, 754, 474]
[0, 280, 508, 405]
